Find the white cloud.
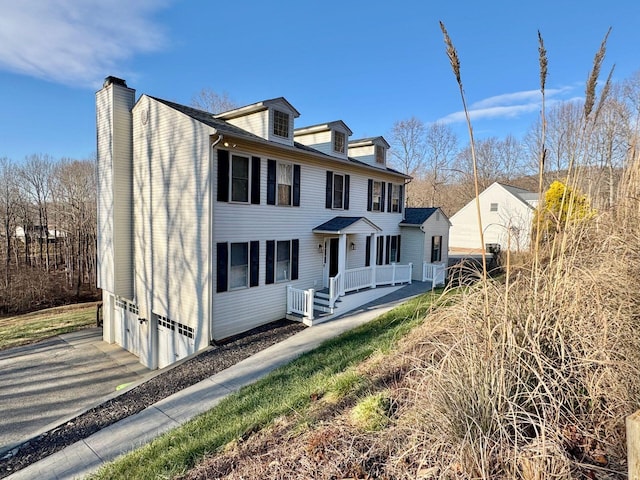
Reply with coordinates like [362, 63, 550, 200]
[0, 0, 169, 87]
[438, 86, 576, 125]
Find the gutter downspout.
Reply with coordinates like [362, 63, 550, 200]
[209, 129, 222, 346]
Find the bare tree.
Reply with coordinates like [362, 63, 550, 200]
[0, 157, 18, 287]
[191, 88, 238, 114]
[389, 117, 427, 176]
[423, 122, 458, 207]
[19, 154, 54, 269]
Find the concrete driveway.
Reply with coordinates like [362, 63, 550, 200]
[0, 328, 150, 454]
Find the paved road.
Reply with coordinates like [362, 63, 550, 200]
[0, 328, 150, 454]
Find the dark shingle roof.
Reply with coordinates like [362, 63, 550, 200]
[313, 217, 365, 232]
[149, 96, 409, 179]
[400, 207, 439, 226]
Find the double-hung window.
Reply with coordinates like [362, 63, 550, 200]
[273, 110, 289, 138]
[231, 155, 249, 203]
[372, 181, 382, 211]
[325, 171, 350, 210]
[217, 150, 260, 205]
[278, 163, 293, 206]
[391, 184, 400, 212]
[276, 240, 291, 282]
[267, 160, 300, 206]
[229, 242, 249, 289]
[333, 174, 344, 209]
[266, 239, 299, 284]
[431, 236, 442, 263]
[216, 241, 259, 292]
[333, 131, 346, 154]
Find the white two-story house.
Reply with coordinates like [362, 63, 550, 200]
[97, 76, 425, 369]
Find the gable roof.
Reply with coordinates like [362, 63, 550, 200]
[400, 207, 439, 226]
[496, 182, 538, 208]
[148, 96, 410, 180]
[294, 120, 353, 136]
[348, 136, 391, 149]
[312, 216, 381, 234]
[214, 97, 300, 119]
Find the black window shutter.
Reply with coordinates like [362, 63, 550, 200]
[367, 179, 373, 211]
[399, 184, 404, 213]
[291, 239, 299, 280]
[216, 242, 228, 292]
[293, 164, 301, 207]
[250, 241, 259, 287]
[267, 159, 276, 205]
[387, 182, 393, 212]
[217, 149, 229, 202]
[344, 175, 350, 210]
[385, 235, 391, 264]
[380, 182, 386, 212]
[397, 235, 402, 262]
[251, 157, 260, 204]
[266, 240, 275, 284]
[325, 171, 333, 209]
[365, 236, 371, 267]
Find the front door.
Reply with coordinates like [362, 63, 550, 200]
[329, 238, 339, 277]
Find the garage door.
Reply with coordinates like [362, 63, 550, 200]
[114, 298, 140, 357]
[157, 314, 195, 369]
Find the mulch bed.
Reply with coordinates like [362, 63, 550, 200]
[0, 319, 305, 478]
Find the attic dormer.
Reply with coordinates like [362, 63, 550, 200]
[293, 121, 353, 159]
[215, 97, 300, 146]
[348, 137, 390, 168]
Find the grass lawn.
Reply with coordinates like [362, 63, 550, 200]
[0, 302, 99, 350]
[90, 289, 452, 480]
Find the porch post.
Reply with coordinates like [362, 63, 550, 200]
[370, 234, 377, 289]
[338, 234, 347, 296]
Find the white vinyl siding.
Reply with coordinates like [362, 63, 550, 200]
[96, 83, 135, 297]
[224, 110, 269, 139]
[211, 150, 405, 340]
[133, 95, 212, 357]
[449, 182, 535, 252]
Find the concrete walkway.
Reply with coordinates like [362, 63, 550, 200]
[7, 281, 434, 480]
[0, 328, 151, 455]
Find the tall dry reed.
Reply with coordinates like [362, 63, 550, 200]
[392, 25, 640, 479]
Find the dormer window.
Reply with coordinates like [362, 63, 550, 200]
[273, 110, 290, 138]
[333, 131, 346, 154]
[375, 145, 385, 164]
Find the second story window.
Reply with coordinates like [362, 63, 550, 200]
[325, 171, 350, 210]
[333, 174, 344, 209]
[375, 145, 385, 164]
[273, 110, 289, 138]
[333, 131, 346, 154]
[391, 184, 400, 213]
[372, 181, 383, 211]
[231, 155, 249, 202]
[278, 163, 293, 205]
[490, 203, 499, 212]
[217, 149, 260, 205]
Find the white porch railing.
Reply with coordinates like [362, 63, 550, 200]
[286, 285, 315, 321]
[344, 266, 374, 292]
[340, 263, 413, 294]
[422, 262, 446, 286]
[374, 263, 413, 287]
[329, 272, 342, 309]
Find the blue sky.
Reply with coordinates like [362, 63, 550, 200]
[0, 0, 638, 162]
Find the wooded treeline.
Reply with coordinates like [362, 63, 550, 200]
[387, 70, 640, 216]
[0, 154, 97, 314]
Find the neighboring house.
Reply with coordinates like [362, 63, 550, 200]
[449, 182, 539, 253]
[399, 208, 450, 284]
[98, 77, 451, 369]
[15, 225, 66, 243]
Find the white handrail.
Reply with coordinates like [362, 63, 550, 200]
[422, 262, 446, 286]
[286, 285, 315, 321]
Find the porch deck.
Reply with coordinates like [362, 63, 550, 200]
[287, 281, 434, 327]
